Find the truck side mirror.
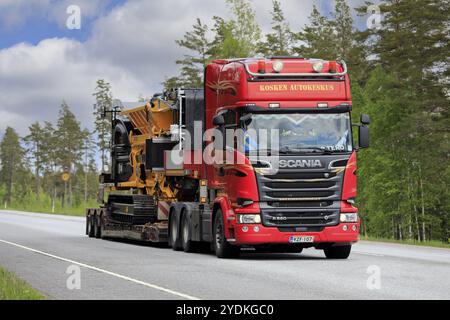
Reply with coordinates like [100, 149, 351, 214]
[361, 114, 371, 125]
[359, 125, 370, 149]
[213, 114, 225, 126]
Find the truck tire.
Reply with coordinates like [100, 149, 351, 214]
[169, 213, 182, 251]
[181, 211, 194, 252]
[324, 245, 352, 259]
[213, 209, 240, 259]
[86, 215, 90, 236]
[88, 215, 95, 238]
[94, 215, 102, 239]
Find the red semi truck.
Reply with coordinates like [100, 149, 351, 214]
[86, 57, 370, 259]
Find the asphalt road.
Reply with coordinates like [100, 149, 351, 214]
[0, 210, 449, 300]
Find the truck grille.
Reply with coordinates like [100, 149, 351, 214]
[256, 161, 346, 228]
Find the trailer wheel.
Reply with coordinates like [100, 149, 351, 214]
[94, 214, 102, 239]
[181, 211, 194, 252]
[324, 245, 352, 259]
[169, 213, 182, 251]
[213, 209, 240, 259]
[87, 213, 95, 238]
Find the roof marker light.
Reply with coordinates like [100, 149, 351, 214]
[313, 61, 324, 73]
[272, 60, 284, 73]
[258, 60, 266, 74]
[329, 61, 337, 73]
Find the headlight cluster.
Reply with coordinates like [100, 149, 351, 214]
[340, 213, 358, 223]
[237, 214, 261, 224]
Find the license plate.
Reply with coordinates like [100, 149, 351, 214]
[289, 236, 314, 243]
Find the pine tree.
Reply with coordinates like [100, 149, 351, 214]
[331, 0, 368, 84]
[215, 0, 262, 58]
[258, 0, 293, 56]
[172, 18, 210, 88]
[55, 102, 86, 207]
[332, 0, 353, 60]
[93, 79, 112, 172]
[293, 6, 336, 60]
[0, 127, 26, 207]
[81, 129, 96, 204]
[23, 122, 45, 197]
[208, 16, 238, 59]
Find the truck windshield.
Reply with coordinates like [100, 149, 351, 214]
[245, 113, 353, 154]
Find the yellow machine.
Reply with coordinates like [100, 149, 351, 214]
[115, 97, 178, 200]
[87, 89, 204, 242]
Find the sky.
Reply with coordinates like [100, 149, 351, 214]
[0, 0, 370, 137]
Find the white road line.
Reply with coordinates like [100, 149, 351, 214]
[353, 251, 385, 257]
[0, 239, 200, 300]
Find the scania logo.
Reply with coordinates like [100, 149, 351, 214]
[279, 159, 323, 168]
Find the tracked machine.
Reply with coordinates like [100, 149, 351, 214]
[86, 57, 370, 259]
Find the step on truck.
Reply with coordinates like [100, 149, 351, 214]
[86, 57, 370, 259]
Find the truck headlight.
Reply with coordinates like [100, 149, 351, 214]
[237, 214, 261, 224]
[340, 213, 358, 223]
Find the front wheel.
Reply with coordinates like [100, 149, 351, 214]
[213, 210, 240, 259]
[324, 245, 352, 259]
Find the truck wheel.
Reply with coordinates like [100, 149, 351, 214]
[169, 213, 182, 251]
[181, 212, 195, 252]
[94, 216, 102, 239]
[88, 215, 95, 238]
[324, 245, 352, 259]
[86, 215, 90, 236]
[213, 210, 240, 259]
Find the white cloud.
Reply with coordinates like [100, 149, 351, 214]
[0, 0, 365, 136]
[0, 38, 149, 134]
[0, 0, 112, 30]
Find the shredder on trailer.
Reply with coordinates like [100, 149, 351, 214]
[86, 57, 370, 259]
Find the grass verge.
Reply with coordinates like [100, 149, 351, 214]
[0, 267, 45, 300]
[2, 200, 99, 217]
[360, 235, 450, 249]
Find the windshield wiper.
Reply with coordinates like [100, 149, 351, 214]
[248, 149, 280, 156]
[280, 146, 333, 155]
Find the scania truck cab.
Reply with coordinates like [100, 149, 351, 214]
[201, 57, 370, 258]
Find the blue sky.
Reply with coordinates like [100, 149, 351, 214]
[0, 0, 125, 48]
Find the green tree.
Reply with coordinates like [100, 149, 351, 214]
[0, 127, 26, 206]
[210, 0, 261, 58]
[55, 102, 87, 207]
[23, 122, 45, 197]
[258, 0, 293, 56]
[293, 5, 335, 59]
[172, 18, 210, 88]
[93, 79, 112, 172]
[332, 0, 353, 60]
[294, 1, 367, 82]
[81, 129, 97, 205]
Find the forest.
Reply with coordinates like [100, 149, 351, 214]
[0, 0, 448, 243]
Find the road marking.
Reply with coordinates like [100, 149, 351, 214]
[353, 251, 385, 257]
[0, 239, 200, 300]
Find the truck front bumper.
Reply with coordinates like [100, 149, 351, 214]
[231, 222, 359, 246]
